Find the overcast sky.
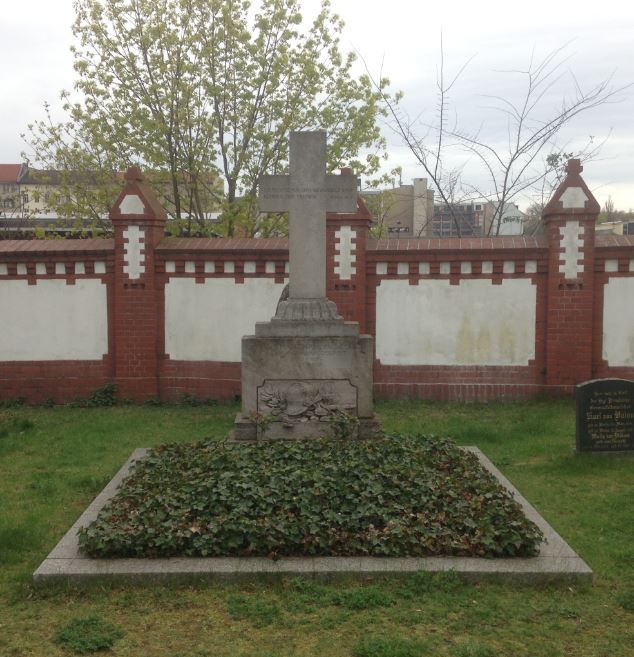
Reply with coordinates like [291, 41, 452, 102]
[1, 0, 633, 210]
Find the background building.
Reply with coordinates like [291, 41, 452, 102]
[0, 164, 24, 215]
[363, 178, 435, 237]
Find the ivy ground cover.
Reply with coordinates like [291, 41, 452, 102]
[79, 434, 543, 559]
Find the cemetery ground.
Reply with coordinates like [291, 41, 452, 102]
[1, 400, 633, 657]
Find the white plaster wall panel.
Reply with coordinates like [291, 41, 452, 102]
[630, 259, 634, 272]
[205, 261, 215, 273]
[376, 278, 536, 366]
[17, 264, 27, 275]
[284, 262, 289, 274]
[419, 263, 430, 275]
[224, 261, 235, 273]
[244, 261, 256, 274]
[525, 260, 537, 274]
[376, 262, 388, 275]
[75, 262, 85, 275]
[602, 277, 634, 366]
[123, 225, 145, 279]
[397, 262, 409, 275]
[55, 262, 66, 275]
[36, 263, 46, 275]
[0, 264, 7, 275]
[503, 261, 515, 274]
[0, 279, 108, 361]
[439, 262, 451, 274]
[604, 259, 618, 273]
[334, 225, 356, 280]
[166, 261, 176, 273]
[461, 262, 472, 275]
[185, 261, 196, 273]
[265, 261, 276, 274]
[559, 221, 584, 278]
[481, 261, 493, 274]
[94, 261, 106, 274]
[165, 278, 284, 361]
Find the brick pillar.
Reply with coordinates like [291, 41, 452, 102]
[110, 167, 166, 401]
[543, 159, 600, 389]
[326, 171, 372, 332]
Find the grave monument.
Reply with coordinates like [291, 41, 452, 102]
[233, 131, 379, 440]
[576, 378, 634, 453]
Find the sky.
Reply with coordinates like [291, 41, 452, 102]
[1, 0, 633, 211]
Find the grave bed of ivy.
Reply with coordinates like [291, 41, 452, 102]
[78, 434, 543, 559]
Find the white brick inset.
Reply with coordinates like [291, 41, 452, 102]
[119, 193, 145, 215]
[439, 262, 451, 275]
[503, 261, 515, 274]
[185, 261, 196, 273]
[284, 262, 289, 274]
[244, 261, 256, 274]
[36, 263, 46, 275]
[604, 259, 618, 273]
[17, 264, 27, 275]
[123, 225, 145, 280]
[525, 260, 537, 274]
[204, 261, 215, 273]
[481, 261, 493, 274]
[419, 262, 430, 275]
[560, 186, 589, 209]
[224, 261, 235, 274]
[461, 262, 472, 275]
[265, 261, 276, 274]
[75, 262, 85, 275]
[397, 262, 409, 275]
[0, 264, 8, 275]
[166, 261, 176, 273]
[334, 225, 357, 280]
[630, 259, 634, 273]
[376, 262, 388, 276]
[55, 262, 66, 275]
[94, 261, 106, 274]
[559, 221, 584, 279]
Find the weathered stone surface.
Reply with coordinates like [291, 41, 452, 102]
[240, 333, 375, 440]
[576, 378, 634, 453]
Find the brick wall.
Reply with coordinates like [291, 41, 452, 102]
[0, 162, 632, 404]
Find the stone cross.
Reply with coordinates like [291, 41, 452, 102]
[259, 131, 357, 299]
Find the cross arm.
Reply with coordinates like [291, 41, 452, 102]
[324, 175, 358, 213]
[259, 175, 290, 213]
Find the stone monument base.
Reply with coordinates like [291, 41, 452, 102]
[232, 312, 381, 441]
[231, 413, 382, 441]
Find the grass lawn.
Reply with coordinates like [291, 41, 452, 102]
[1, 399, 633, 656]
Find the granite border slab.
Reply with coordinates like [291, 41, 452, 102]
[33, 447, 592, 584]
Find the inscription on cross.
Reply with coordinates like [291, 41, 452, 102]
[259, 131, 357, 299]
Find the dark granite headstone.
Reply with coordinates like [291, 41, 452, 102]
[576, 379, 634, 453]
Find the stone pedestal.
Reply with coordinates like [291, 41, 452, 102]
[233, 298, 380, 441]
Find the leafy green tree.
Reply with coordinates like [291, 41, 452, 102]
[25, 0, 389, 236]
